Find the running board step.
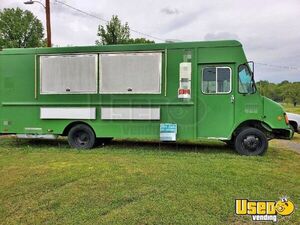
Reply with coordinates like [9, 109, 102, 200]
[16, 134, 58, 139]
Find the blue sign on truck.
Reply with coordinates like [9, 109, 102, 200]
[160, 123, 177, 141]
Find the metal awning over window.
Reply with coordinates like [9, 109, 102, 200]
[40, 54, 98, 94]
[99, 52, 162, 94]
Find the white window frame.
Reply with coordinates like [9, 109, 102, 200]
[201, 66, 232, 94]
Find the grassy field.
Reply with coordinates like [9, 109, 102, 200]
[282, 103, 300, 114]
[0, 136, 299, 225]
[292, 133, 300, 143]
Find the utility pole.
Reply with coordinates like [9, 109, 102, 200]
[24, 0, 52, 47]
[45, 0, 51, 47]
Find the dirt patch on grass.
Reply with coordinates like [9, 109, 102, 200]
[271, 134, 300, 154]
[279, 140, 300, 154]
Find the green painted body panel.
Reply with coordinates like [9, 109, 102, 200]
[197, 63, 234, 138]
[262, 97, 288, 129]
[0, 40, 291, 140]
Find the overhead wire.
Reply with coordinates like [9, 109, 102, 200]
[54, 0, 166, 42]
[256, 62, 299, 71]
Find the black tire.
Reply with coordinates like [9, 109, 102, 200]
[68, 124, 96, 149]
[234, 127, 268, 156]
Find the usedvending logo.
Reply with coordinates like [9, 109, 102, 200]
[235, 198, 295, 222]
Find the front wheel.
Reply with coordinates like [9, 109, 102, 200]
[234, 127, 268, 156]
[68, 124, 96, 149]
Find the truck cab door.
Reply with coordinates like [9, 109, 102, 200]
[234, 64, 263, 128]
[197, 64, 235, 139]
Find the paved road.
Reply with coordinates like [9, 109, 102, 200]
[275, 139, 300, 154]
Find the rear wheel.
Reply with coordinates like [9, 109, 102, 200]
[234, 127, 268, 156]
[68, 124, 96, 149]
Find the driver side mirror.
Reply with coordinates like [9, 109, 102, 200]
[248, 61, 255, 75]
[248, 61, 256, 94]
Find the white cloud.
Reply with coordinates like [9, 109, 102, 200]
[204, 32, 239, 41]
[1, 0, 299, 82]
[161, 7, 180, 15]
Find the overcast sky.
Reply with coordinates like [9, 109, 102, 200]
[1, 0, 300, 82]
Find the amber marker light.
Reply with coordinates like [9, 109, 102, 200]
[284, 113, 289, 125]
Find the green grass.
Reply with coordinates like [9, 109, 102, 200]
[0, 137, 299, 225]
[281, 103, 300, 114]
[293, 133, 300, 143]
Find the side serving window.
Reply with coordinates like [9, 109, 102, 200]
[40, 54, 98, 94]
[202, 67, 231, 94]
[99, 52, 162, 94]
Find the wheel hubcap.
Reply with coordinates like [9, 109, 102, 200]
[75, 131, 90, 146]
[242, 135, 261, 151]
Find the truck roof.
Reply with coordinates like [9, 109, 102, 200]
[0, 40, 242, 55]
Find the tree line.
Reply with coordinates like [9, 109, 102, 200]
[256, 80, 300, 105]
[0, 8, 153, 48]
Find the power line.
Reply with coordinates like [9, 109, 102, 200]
[256, 62, 299, 71]
[54, 0, 166, 42]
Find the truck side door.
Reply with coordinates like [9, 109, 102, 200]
[197, 64, 235, 139]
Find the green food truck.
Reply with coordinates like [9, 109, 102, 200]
[0, 40, 292, 155]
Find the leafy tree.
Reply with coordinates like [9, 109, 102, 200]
[127, 38, 154, 44]
[281, 82, 300, 104]
[96, 15, 154, 45]
[96, 15, 130, 45]
[257, 80, 300, 105]
[279, 80, 289, 86]
[0, 7, 45, 48]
